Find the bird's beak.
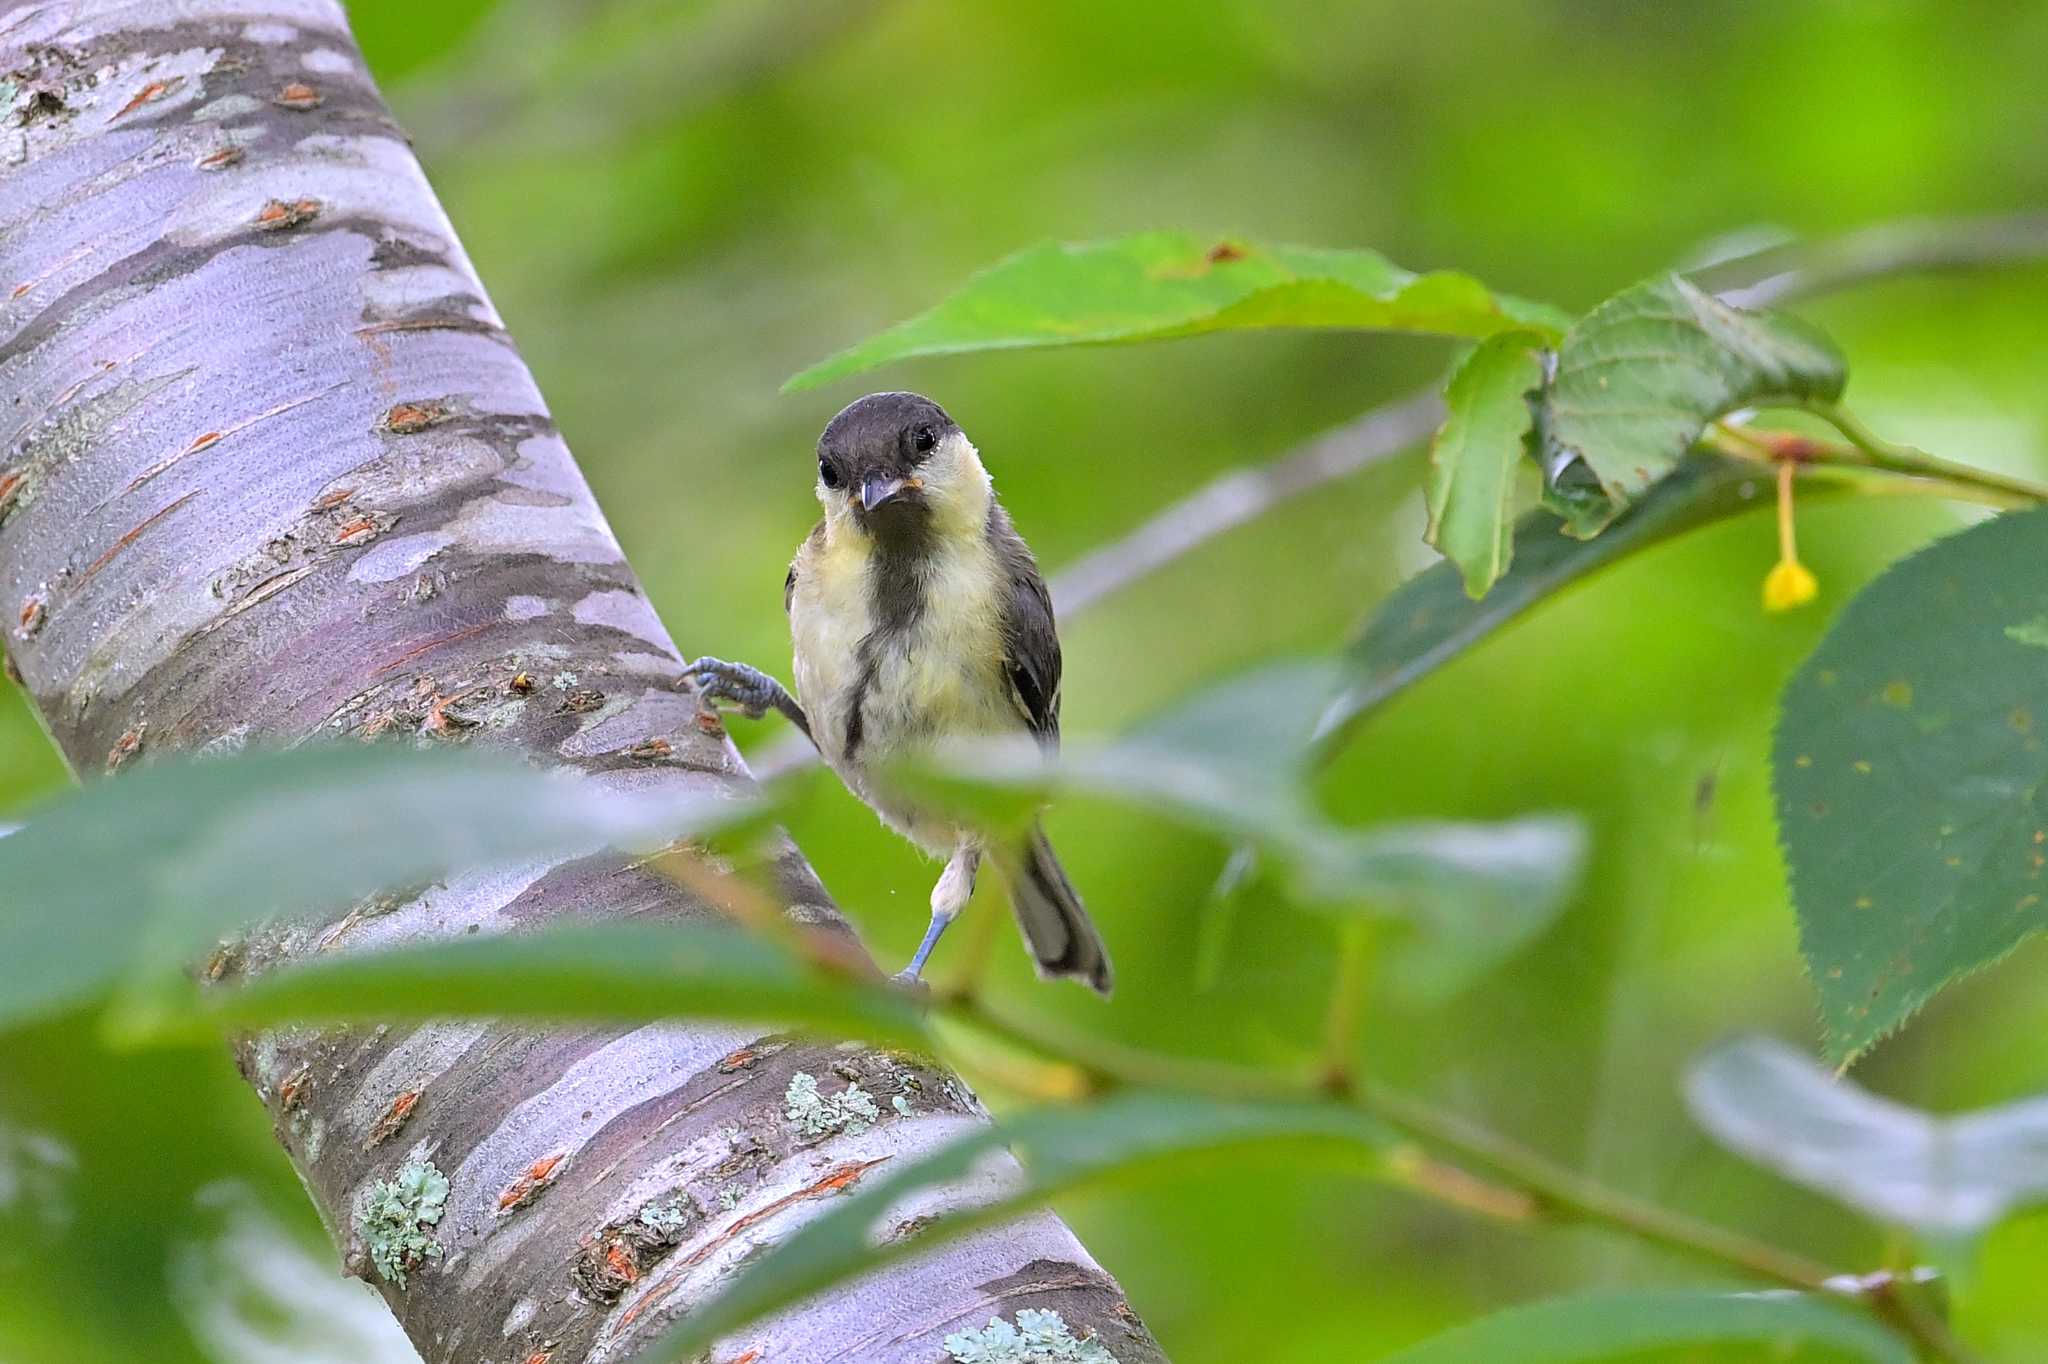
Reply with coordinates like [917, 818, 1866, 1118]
[859, 470, 908, 512]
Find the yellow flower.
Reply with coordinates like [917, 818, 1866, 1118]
[1763, 558, 1818, 612]
[1761, 459, 1818, 612]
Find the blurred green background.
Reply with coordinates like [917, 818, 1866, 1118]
[6, 1, 2048, 1359]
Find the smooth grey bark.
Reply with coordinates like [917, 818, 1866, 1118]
[0, 5, 1166, 1362]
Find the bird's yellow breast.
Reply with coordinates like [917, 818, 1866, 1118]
[789, 521, 1014, 777]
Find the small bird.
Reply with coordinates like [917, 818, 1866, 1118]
[686, 392, 1111, 994]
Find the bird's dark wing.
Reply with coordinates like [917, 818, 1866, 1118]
[785, 520, 824, 616]
[989, 504, 1062, 747]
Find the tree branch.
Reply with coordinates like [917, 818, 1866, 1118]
[0, 6, 1161, 1362]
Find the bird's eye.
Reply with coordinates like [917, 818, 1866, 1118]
[818, 458, 842, 490]
[911, 425, 937, 456]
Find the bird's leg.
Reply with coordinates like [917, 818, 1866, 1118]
[896, 841, 980, 986]
[682, 656, 814, 746]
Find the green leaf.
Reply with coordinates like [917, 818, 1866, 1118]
[1326, 455, 1783, 748]
[1774, 507, 2048, 1061]
[1539, 274, 1845, 534]
[1425, 331, 1549, 598]
[786, 234, 1571, 390]
[1688, 1035, 2048, 1237]
[898, 662, 1584, 983]
[0, 745, 749, 1031]
[649, 1091, 1397, 1360]
[1378, 1291, 1910, 1364]
[193, 920, 926, 1048]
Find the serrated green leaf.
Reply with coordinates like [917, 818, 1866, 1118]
[1540, 274, 1845, 534]
[896, 662, 1584, 984]
[1775, 507, 2048, 1061]
[1379, 1290, 1910, 1364]
[190, 920, 925, 1048]
[1687, 1035, 2048, 1236]
[1425, 331, 1549, 598]
[1325, 455, 1783, 748]
[787, 234, 1571, 390]
[649, 1091, 1397, 1360]
[0, 746, 750, 1031]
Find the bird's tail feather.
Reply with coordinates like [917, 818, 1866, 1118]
[995, 824, 1112, 995]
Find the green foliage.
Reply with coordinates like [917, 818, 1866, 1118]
[898, 661, 1584, 983]
[1774, 508, 2048, 1061]
[0, 745, 744, 1031]
[1538, 274, 1846, 535]
[651, 1090, 1397, 1360]
[1329, 455, 1794, 742]
[1688, 1035, 2048, 1237]
[190, 920, 925, 1049]
[1424, 331, 1549, 597]
[787, 233, 1569, 390]
[1378, 1291, 1911, 1364]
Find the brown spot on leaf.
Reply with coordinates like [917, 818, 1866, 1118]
[363, 1090, 421, 1149]
[273, 81, 322, 110]
[253, 197, 321, 231]
[1204, 240, 1247, 265]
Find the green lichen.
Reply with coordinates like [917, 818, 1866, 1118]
[638, 1198, 691, 1234]
[945, 1309, 1118, 1363]
[784, 1071, 879, 1139]
[356, 1160, 450, 1288]
[892, 1093, 915, 1117]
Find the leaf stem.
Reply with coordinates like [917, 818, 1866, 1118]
[1802, 399, 2048, 504]
[1320, 919, 1376, 1092]
[1704, 421, 2040, 511]
[940, 995, 1979, 1363]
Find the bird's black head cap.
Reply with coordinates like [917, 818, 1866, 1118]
[816, 392, 960, 530]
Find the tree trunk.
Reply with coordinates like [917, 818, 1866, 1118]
[0, 5, 1165, 1362]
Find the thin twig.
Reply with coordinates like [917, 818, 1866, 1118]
[1697, 213, 2048, 310]
[751, 212, 2048, 780]
[943, 996, 1979, 1362]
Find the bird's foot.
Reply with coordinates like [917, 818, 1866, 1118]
[682, 656, 780, 720]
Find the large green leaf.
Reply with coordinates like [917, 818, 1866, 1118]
[898, 663, 1584, 979]
[0, 746, 748, 1031]
[1687, 1035, 2048, 1237]
[649, 1091, 1397, 1360]
[193, 920, 925, 1048]
[1539, 274, 1845, 534]
[1378, 1291, 1909, 1364]
[787, 234, 1571, 390]
[1774, 507, 2048, 1061]
[1324, 455, 1784, 750]
[1425, 331, 1549, 598]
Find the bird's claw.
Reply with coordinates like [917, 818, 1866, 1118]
[683, 656, 773, 719]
